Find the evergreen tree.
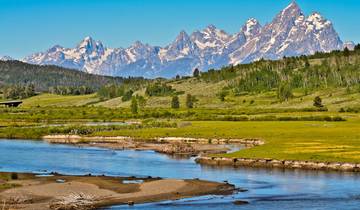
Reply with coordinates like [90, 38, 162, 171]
[131, 96, 138, 114]
[343, 47, 350, 57]
[186, 94, 194, 108]
[313, 96, 324, 108]
[193, 68, 200, 77]
[171, 95, 180, 109]
[304, 58, 310, 68]
[354, 44, 360, 52]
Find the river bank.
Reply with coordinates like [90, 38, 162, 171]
[42, 135, 360, 172]
[0, 172, 235, 210]
[195, 157, 360, 172]
[43, 135, 263, 156]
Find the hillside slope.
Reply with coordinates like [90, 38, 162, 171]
[0, 60, 143, 91]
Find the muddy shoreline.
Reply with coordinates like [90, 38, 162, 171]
[0, 172, 235, 210]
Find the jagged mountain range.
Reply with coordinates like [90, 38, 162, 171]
[0, 56, 14, 61]
[21, 2, 347, 78]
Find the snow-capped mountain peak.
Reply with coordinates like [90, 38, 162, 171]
[306, 12, 332, 30]
[0, 55, 14, 61]
[202, 25, 231, 42]
[23, 2, 347, 78]
[282, 1, 302, 16]
[76, 36, 105, 55]
[242, 18, 261, 38]
[175, 30, 191, 43]
[159, 30, 199, 62]
[343, 41, 355, 50]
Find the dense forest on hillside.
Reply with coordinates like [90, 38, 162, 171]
[196, 45, 360, 100]
[0, 60, 146, 91]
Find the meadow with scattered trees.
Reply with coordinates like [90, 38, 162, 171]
[1, 46, 360, 163]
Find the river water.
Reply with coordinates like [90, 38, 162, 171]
[1, 139, 360, 209]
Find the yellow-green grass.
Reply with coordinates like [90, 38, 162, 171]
[94, 96, 130, 108]
[93, 81, 359, 112]
[22, 94, 99, 107]
[92, 117, 360, 163]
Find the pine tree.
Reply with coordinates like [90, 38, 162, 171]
[171, 95, 180, 109]
[343, 47, 350, 57]
[354, 44, 360, 52]
[186, 94, 193, 108]
[131, 96, 138, 114]
[313, 96, 323, 108]
[193, 68, 200, 77]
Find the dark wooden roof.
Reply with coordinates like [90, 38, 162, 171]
[0, 101, 23, 107]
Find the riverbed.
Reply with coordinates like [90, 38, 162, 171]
[1, 139, 360, 209]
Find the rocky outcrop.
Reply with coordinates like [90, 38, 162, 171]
[195, 157, 360, 172]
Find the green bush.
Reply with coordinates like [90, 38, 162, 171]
[11, 173, 18, 180]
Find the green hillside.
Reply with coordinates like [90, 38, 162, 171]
[0, 60, 145, 91]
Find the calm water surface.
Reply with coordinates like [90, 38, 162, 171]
[1, 139, 360, 210]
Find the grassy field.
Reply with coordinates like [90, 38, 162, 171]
[1, 85, 360, 164]
[21, 93, 99, 107]
[91, 118, 360, 163]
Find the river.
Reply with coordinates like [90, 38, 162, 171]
[1, 139, 360, 209]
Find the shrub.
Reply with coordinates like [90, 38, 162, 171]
[217, 90, 228, 102]
[171, 96, 180, 109]
[313, 96, 324, 108]
[122, 90, 134, 102]
[11, 173, 18, 180]
[186, 94, 197, 108]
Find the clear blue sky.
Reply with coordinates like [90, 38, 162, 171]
[1, 0, 359, 59]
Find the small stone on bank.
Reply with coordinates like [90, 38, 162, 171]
[233, 200, 249, 205]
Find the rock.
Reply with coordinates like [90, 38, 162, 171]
[157, 143, 195, 155]
[233, 200, 249, 205]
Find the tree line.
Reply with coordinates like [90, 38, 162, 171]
[1, 84, 36, 100]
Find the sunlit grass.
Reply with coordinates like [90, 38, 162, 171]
[22, 93, 99, 107]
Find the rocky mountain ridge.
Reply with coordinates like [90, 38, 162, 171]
[23, 2, 346, 78]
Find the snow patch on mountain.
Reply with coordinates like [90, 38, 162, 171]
[23, 2, 346, 78]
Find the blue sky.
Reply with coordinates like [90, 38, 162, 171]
[1, 0, 359, 59]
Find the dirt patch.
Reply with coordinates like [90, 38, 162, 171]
[0, 172, 235, 210]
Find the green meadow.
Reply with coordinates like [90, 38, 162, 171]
[1, 50, 360, 163]
[1, 85, 360, 163]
